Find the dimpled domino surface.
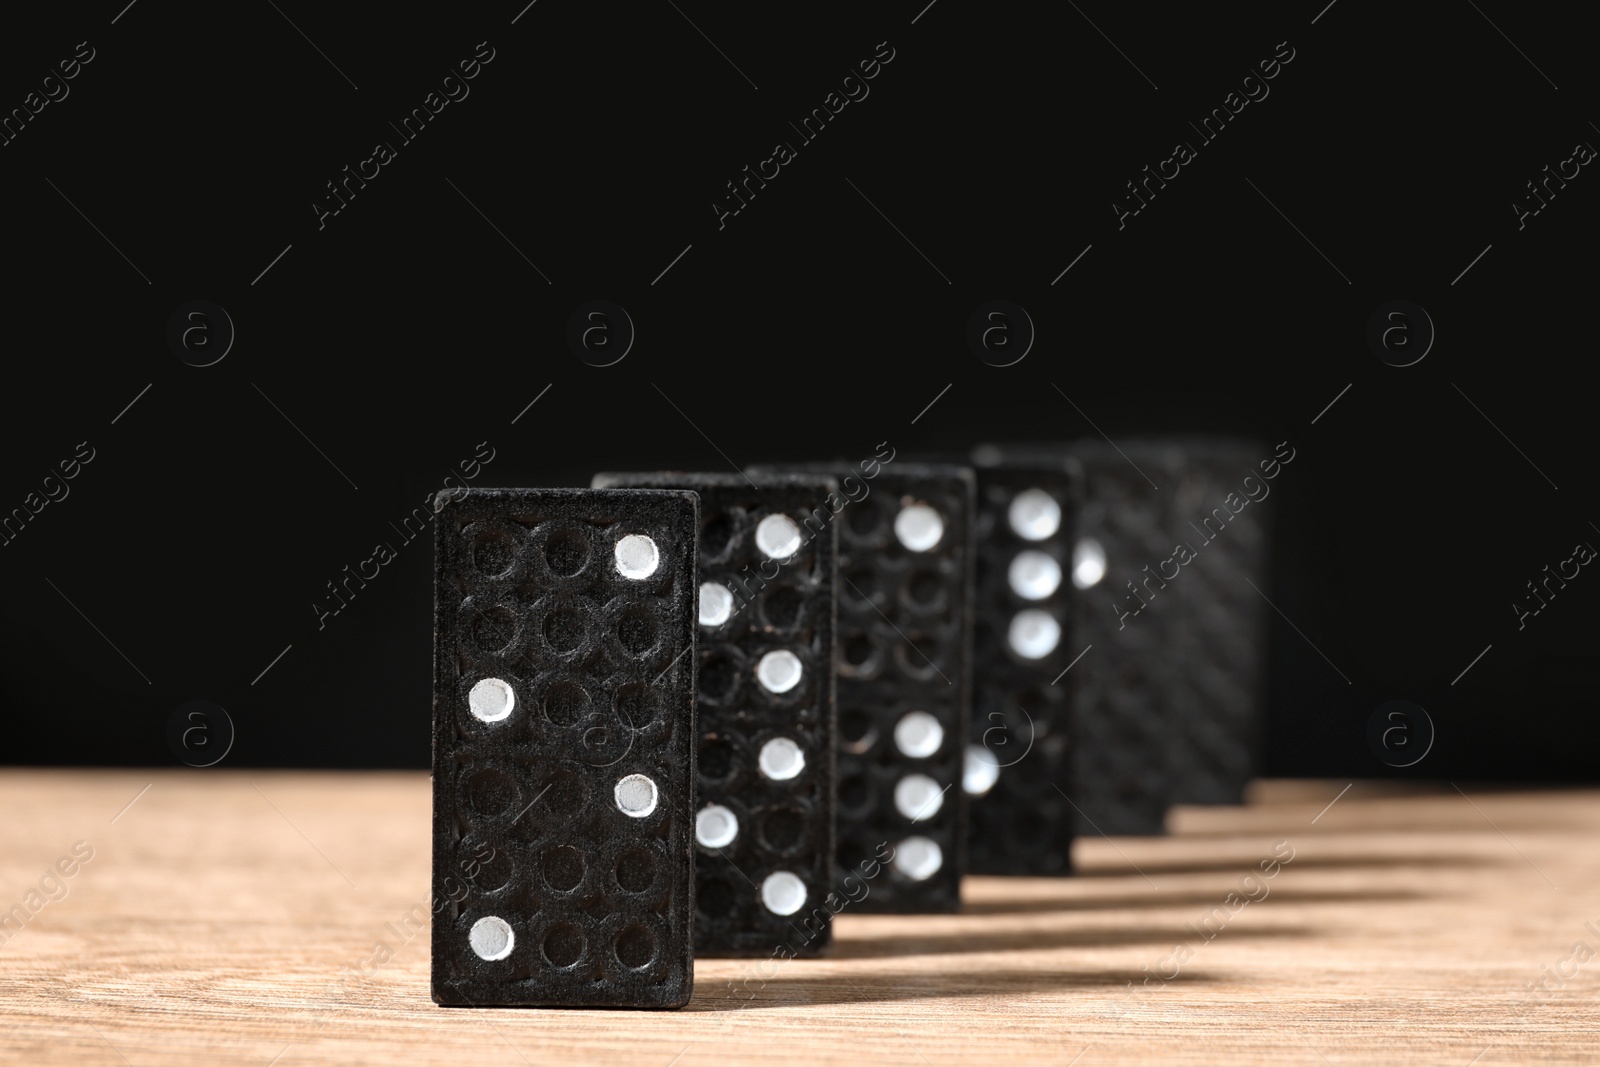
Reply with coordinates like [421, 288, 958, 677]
[1164, 438, 1270, 807]
[431, 487, 697, 1008]
[966, 452, 1081, 875]
[758, 462, 973, 913]
[593, 472, 838, 956]
[1067, 441, 1184, 837]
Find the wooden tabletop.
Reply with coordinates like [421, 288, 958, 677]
[1, 771, 1595, 1066]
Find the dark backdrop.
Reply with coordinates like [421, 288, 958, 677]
[2, 1, 1594, 778]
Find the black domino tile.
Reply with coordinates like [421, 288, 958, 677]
[431, 487, 698, 1009]
[593, 472, 838, 956]
[753, 461, 973, 913]
[1064, 440, 1186, 837]
[965, 447, 1083, 875]
[987, 439, 1273, 837]
[1162, 438, 1271, 807]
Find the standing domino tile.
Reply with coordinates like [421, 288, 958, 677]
[431, 487, 698, 1008]
[1065, 440, 1185, 836]
[1161, 438, 1271, 807]
[1066, 437, 1274, 828]
[977, 439, 1271, 838]
[593, 472, 838, 956]
[964, 446, 1083, 875]
[755, 461, 973, 913]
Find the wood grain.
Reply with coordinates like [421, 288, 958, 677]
[2, 771, 1596, 1066]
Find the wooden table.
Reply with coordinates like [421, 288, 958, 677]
[2, 771, 1595, 1066]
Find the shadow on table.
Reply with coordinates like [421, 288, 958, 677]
[684, 965, 1232, 1010]
[1072, 850, 1503, 878]
[826, 921, 1315, 960]
[961, 884, 1426, 915]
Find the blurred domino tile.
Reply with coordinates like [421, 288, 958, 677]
[964, 445, 1083, 875]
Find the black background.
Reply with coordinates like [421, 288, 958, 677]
[2, 1, 1594, 778]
